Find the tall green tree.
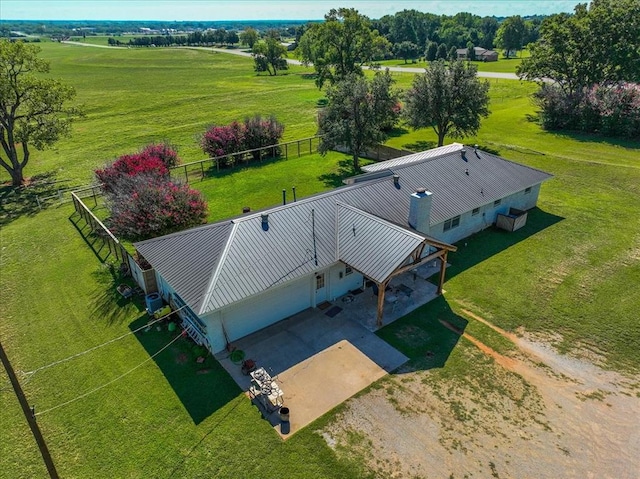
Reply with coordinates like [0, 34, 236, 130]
[393, 41, 420, 63]
[479, 16, 499, 49]
[425, 41, 438, 62]
[225, 30, 239, 46]
[239, 27, 259, 49]
[495, 15, 525, 57]
[318, 70, 400, 170]
[297, 8, 390, 89]
[436, 43, 449, 60]
[518, 0, 640, 93]
[252, 38, 288, 76]
[404, 60, 490, 147]
[0, 40, 82, 186]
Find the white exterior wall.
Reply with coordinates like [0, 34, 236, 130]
[328, 262, 364, 301]
[432, 185, 542, 245]
[196, 262, 363, 353]
[200, 310, 227, 354]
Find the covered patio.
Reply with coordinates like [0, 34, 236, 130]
[216, 261, 447, 438]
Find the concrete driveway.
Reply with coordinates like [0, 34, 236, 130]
[216, 265, 445, 437]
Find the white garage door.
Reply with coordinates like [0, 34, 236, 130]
[222, 276, 312, 342]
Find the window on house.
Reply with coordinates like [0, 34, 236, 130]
[472, 207, 480, 216]
[345, 266, 353, 276]
[494, 199, 502, 207]
[443, 215, 461, 232]
[316, 273, 325, 290]
[525, 187, 532, 194]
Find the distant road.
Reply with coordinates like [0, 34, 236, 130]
[61, 42, 521, 80]
[61, 40, 125, 49]
[210, 47, 521, 80]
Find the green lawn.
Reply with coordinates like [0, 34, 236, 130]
[1, 43, 639, 478]
[0, 42, 322, 186]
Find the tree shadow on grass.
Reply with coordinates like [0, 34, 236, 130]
[402, 140, 437, 152]
[318, 158, 359, 188]
[386, 127, 409, 138]
[377, 295, 468, 373]
[130, 318, 240, 424]
[89, 265, 145, 326]
[445, 207, 564, 281]
[0, 172, 72, 227]
[548, 130, 640, 150]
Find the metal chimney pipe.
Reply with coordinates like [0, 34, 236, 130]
[282, 189, 286, 205]
[292, 186, 297, 202]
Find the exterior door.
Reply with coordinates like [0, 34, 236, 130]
[315, 273, 327, 304]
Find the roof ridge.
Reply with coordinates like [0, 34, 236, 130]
[362, 143, 465, 173]
[198, 222, 239, 315]
[336, 202, 426, 241]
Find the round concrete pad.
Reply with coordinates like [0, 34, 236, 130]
[276, 339, 387, 438]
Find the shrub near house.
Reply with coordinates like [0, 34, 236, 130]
[200, 115, 284, 165]
[95, 143, 208, 240]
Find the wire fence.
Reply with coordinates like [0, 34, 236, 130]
[171, 135, 322, 184]
[70, 191, 129, 267]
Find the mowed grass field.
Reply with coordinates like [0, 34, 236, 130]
[1, 42, 639, 478]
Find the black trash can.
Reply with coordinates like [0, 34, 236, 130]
[279, 407, 290, 422]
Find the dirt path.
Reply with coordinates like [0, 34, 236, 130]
[322, 311, 640, 478]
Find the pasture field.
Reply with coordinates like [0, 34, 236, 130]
[1, 42, 639, 478]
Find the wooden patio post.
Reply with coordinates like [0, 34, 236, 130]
[376, 280, 388, 327]
[437, 251, 448, 295]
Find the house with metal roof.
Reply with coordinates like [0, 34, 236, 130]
[135, 144, 552, 353]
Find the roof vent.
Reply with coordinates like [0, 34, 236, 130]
[393, 174, 400, 188]
[465, 168, 469, 175]
[261, 213, 269, 231]
[461, 149, 468, 162]
[416, 187, 426, 194]
[474, 144, 481, 158]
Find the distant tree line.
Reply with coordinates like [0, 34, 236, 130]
[109, 29, 241, 47]
[294, 10, 543, 66]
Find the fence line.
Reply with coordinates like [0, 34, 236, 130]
[171, 135, 322, 183]
[70, 192, 129, 267]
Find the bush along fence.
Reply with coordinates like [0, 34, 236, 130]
[70, 190, 158, 294]
[173, 135, 322, 183]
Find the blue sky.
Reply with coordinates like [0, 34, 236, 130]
[3, 1, 584, 21]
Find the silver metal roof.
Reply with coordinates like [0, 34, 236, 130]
[134, 146, 552, 314]
[361, 142, 464, 172]
[337, 203, 425, 283]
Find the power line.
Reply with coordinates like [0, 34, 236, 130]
[22, 306, 185, 379]
[34, 331, 184, 417]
